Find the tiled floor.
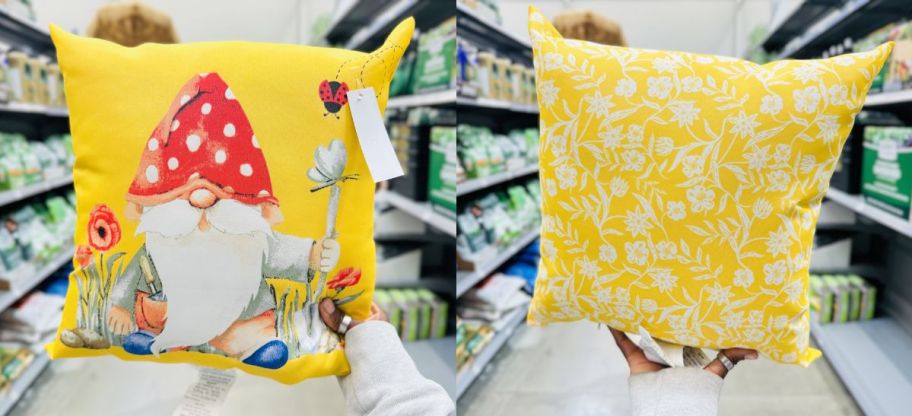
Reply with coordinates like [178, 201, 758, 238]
[458, 321, 860, 416]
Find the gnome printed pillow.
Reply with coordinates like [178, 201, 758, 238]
[48, 20, 412, 383]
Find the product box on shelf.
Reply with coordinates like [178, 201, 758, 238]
[428, 126, 457, 218]
[811, 274, 878, 324]
[832, 112, 904, 194]
[861, 126, 912, 219]
[376, 288, 449, 342]
[388, 107, 456, 202]
[413, 17, 456, 93]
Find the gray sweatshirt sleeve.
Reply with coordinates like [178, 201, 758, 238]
[629, 367, 723, 416]
[338, 321, 455, 416]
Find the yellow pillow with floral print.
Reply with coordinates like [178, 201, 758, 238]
[47, 19, 411, 383]
[527, 6, 891, 365]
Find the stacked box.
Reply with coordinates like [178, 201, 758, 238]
[376, 288, 449, 341]
[428, 126, 457, 218]
[861, 126, 912, 219]
[413, 17, 456, 93]
[810, 274, 877, 324]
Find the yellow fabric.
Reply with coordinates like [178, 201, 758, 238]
[527, 6, 891, 365]
[48, 20, 412, 383]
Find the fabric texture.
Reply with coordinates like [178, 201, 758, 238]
[47, 19, 412, 383]
[339, 321, 455, 416]
[527, 5, 892, 365]
[628, 367, 723, 416]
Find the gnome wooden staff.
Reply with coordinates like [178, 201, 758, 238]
[305, 139, 358, 338]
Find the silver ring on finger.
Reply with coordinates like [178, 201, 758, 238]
[338, 314, 352, 335]
[717, 351, 735, 371]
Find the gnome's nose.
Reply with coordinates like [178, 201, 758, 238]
[188, 188, 218, 209]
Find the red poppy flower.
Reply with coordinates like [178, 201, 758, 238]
[327, 267, 361, 290]
[74, 245, 92, 268]
[88, 204, 121, 252]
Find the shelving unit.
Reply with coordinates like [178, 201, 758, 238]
[455, 307, 525, 399]
[377, 191, 456, 237]
[761, 0, 843, 53]
[387, 89, 456, 110]
[0, 245, 73, 313]
[457, 2, 532, 57]
[810, 316, 912, 416]
[768, 0, 912, 59]
[456, 230, 538, 298]
[0, 176, 73, 207]
[456, 96, 538, 114]
[0, 353, 49, 415]
[864, 89, 912, 107]
[457, 165, 538, 197]
[325, 0, 453, 51]
[824, 189, 912, 239]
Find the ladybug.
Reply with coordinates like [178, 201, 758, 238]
[319, 80, 349, 118]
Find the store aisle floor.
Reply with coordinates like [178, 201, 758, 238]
[12, 357, 346, 415]
[458, 321, 860, 416]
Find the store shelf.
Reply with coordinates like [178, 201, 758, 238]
[340, 0, 453, 51]
[460, 2, 532, 61]
[864, 89, 912, 107]
[0, 352, 49, 416]
[323, 0, 391, 45]
[456, 96, 538, 114]
[404, 336, 457, 399]
[457, 164, 538, 196]
[377, 191, 456, 237]
[775, 0, 912, 59]
[0, 245, 73, 313]
[0, 6, 54, 54]
[824, 188, 912, 239]
[810, 316, 912, 416]
[456, 230, 539, 297]
[0, 102, 68, 118]
[0, 176, 73, 208]
[761, 0, 843, 52]
[456, 306, 525, 399]
[387, 89, 456, 110]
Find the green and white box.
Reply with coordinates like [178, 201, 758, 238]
[862, 126, 912, 219]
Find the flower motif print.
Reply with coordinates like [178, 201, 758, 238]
[647, 76, 673, 99]
[733, 269, 754, 288]
[625, 241, 649, 266]
[655, 137, 674, 155]
[652, 56, 680, 73]
[793, 86, 820, 113]
[667, 201, 686, 220]
[752, 199, 773, 219]
[599, 243, 618, 263]
[656, 241, 677, 260]
[601, 126, 623, 148]
[792, 64, 822, 84]
[817, 116, 840, 143]
[669, 101, 700, 127]
[827, 85, 848, 105]
[766, 226, 792, 256]
[610, 177, 628, 197]
[544, 52, 563, 70]
[624, 206, 653, 237]
[706, 283, 733, 304]
[728, 111, 760, 138]
[682, 76, 702, 92]
[682, 155, 704, 177]
[584, 91, 615, 118]
[539, 80, 559, 107]
[760, 94, 783, 115]
[578, 256, 600, 279]
[686, 185, 715, 213]
[650, 269, 678, 293]
[556, 164, 577, 189]
[745, 145, 770, 170]
[621, 150, 645, 171]
[764, 260, 787, 285]
[615, 78, 636, 97]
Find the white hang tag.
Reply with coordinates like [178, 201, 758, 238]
[172, 367, 237, 416]
[347, 87, 404, 182]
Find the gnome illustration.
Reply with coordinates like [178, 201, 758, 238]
[106, 73, 339, 369]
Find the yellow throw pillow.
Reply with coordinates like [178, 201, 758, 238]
[48, 19, 412, 383]
[527, 6, 891, 365]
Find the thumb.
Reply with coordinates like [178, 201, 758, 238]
[319, 298, 343, 332]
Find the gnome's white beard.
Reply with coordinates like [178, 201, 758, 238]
[136, 199, 272, 354]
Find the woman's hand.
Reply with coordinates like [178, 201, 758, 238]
[319, 298, 388, 334]
[609, 327, 757, 378]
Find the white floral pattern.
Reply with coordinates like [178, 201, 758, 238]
[527, 6, 893, 366]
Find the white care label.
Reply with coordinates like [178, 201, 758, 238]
[172, 368, 237, 416]
[347, 87, 404, 182]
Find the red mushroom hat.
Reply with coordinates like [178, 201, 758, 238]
[126, 73, 277, 209]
